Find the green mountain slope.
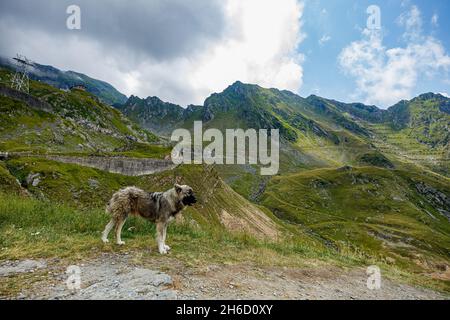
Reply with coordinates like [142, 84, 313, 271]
[0, 68, 284, 239]
[311, 93, 450, 175]
[260, 166, 450, 279]
[0, 68, 162, 155]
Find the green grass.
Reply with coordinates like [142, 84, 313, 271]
[1, 192, 448, 294]
[0, 161, 22, 194]
[2, 157, 289, 237]
[0, 192, 334, 263]
[5, 157, 144, 209]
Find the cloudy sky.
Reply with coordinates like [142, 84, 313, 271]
[0, 0, 449, 108]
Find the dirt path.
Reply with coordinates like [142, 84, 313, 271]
[1, 253, 447, 300]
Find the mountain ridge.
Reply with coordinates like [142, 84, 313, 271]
[120, 80, 449, 131]
[0, 56, 127, 105]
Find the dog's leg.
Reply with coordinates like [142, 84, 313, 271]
[156, 222, 168, 254]
[101, 219, 115, 243]
[115, 218, 127, 245]
[162, 223, 170, 251]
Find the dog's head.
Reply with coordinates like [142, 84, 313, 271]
[174, 184, 197, 206]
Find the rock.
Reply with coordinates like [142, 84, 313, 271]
[202, 106, 214, 122]
[32, 178, 41, 187]
[337, 165, 353, 172]
[26, 173, 41, 187]
[0, 152, 9, 160]
[158, 290, 178, 300]
[17, 293, 27, 299]
[0, 259, 47, 276]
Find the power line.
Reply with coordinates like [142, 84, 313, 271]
[10, 54, 34, 94]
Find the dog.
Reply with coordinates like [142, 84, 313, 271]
[101, 184, 197, 254]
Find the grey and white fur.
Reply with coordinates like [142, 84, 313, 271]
[101, 184, 197, 254]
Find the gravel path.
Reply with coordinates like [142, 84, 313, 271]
[1, 254, 447, 300]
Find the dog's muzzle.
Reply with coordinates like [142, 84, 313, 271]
[182, 195, 197, 206]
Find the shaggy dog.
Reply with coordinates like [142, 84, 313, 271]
[102, 184, 197, 254]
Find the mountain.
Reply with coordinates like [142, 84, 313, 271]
[117, 95, 186, 136]
[308, 92, 449, 147]
[386, 93, 449, 145]
[124, 82, 449, 174]
[0, 56, 127, 105]
[0, 67, 162, 155]
[120, 81, 376, 164]
[312, 93, 449, 175]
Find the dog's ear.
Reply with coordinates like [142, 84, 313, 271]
[174, 184, 182, 193]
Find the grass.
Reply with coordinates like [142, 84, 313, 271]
[0, 193, 448, 295]
[5, 157, 144, 209]
[0, 193, 333, 263]
[0, 162, 22, 195]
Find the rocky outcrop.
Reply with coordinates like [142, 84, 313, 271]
[45, 155, 176, 176]
[415, 182, 450, 220]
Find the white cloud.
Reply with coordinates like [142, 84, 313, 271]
[439, 92, 449, 98]
[397, 5, 422, 29]
[319, 35, 331, 46]
[397, 5, 422, 41]
[338, 5, 450, 108]
[400, 0, 411, 8]
[185, 0, 305, 105]
[431, 14, 439, 27]
[0, 0, 305, 106]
